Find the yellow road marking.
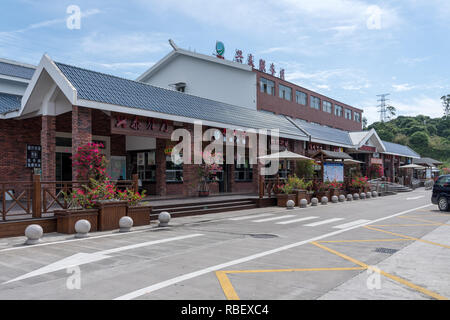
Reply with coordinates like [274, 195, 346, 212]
[369, 223, 441, 227]
[216, 267, 366, 300]
[398, 216, 450, 226]
[311, 241, 448, 300]
[318, 238, 411, 243]
[404, 213, 450, 217]
[364, 226, 450, 249]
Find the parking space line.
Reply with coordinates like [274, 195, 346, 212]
[276, 216, 318, 225]
[304, 218, 344, 227]
[253, 215, 295, 223]
[333, 220, 371, 229]
[215, 271, 240, 300]
[311, 241, 448, 300]
[363, 226, 450, 249]
[228, 213, 274, 221]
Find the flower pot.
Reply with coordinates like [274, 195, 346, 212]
[277, 194, 296, 207]
[95, 200, 128, 231]
[54, 209, 99, 234]
[127, 205, 152, 226]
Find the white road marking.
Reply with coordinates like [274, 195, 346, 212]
[253, 215, 295, 223]
[304, 218, 344, 227]
[3, 234, 203, 284]
[115, 204, 433, 300]
[228, 213, 274, 221]
[407, 196, 425, 200]
[333, 219, 372, 229]
[276, 216, 318, 225]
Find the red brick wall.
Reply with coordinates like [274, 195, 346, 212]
[255, 70, 363, 132]
[0, 117, 41, 181]
[72, 106, 92, 179]
[41, 116, 56, 181]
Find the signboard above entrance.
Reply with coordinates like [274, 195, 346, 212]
[111, 113, 173, 139]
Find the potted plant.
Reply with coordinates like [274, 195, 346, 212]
[349, 176, 369, 194]
[288, 175, 312, 205]
[313, 181, 329, 200]
[276, 183, 296, 207]
[325, 180, 343, 199]
[197, 163, 220, 197]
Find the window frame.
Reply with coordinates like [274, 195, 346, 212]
[278, 84, 292, 101]
[260, 77, 275, 96]
[295, 90, 307, 105]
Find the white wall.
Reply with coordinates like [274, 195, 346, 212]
[143, 54, 257, 110]
[126, 136, 156, 151]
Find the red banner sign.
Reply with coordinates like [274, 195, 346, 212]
[111, 113, 173, 139]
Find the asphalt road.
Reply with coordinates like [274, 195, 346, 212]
[0, 188, 448, 300]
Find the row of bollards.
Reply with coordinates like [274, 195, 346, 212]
[287, 191, 379, 210]
[24, 211, 173, 246]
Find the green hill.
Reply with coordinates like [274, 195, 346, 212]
[367, 115, 450, 167]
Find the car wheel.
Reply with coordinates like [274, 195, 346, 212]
[438, 197, 449, 212]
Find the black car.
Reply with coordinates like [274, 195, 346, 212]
[432, 175, 450, 211]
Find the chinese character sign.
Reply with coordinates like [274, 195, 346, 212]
[234, 49, 243, 63]
[280, 69, 285, 80]
[259, 59, 266, 72]
[247, 54, 255, 68]
[269, 63, 276, 76]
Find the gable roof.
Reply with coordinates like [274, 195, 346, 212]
[413, 157, 443, 166]
[382, 141, 421, 159]
[0, 93, 22, 115]
[0, 59, 35, 80]
[291, 118, 353, 147]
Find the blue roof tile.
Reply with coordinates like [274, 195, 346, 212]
[0, 61, 35, 80]
[293, 119, 353, 146]
[0, 93, 21, 114]
[382, 140, 420, 158]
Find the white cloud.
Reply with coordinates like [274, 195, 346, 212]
[392, 83, 415, 92]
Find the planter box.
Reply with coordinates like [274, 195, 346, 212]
[95, 200, 128, 231]
[328, 189, 339, 199]
[314, 192, 327, 200]
[54, 209, 99, 234]
[295, 190, 307, 206]
[305, 192, 314, 204]
[276, 194, 296, 207]
[127, 205, 152, 226]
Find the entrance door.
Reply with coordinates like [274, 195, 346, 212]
[56, 152, 72, 181]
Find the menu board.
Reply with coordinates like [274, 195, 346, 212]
[26, 145, 41, 168]
[323, 162, 344, 182]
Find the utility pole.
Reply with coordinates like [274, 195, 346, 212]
[377, 93, 390, 122]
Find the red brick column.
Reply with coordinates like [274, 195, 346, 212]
[72, 106, 92, 180]
[41, 115, 56, 182]
[155, 138, 167, 196]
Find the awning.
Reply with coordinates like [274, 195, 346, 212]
[311, 150, 353, 160]
[258, 150, 314, 161]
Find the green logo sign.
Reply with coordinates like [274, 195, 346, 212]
[216, 41, 225, 56]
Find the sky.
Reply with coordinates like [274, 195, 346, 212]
[1, 0, 449, 125]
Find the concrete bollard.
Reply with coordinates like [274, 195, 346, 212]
[74, 219, 91, 238]
[311, 198, 319, 206]
[331, 195, 339, 203]
[321, 196, 328, 205]
[25, 224, 43, 245]
[158, 211, 171, 227]
[366, 192, 371, 199]
[360, 193, 366, 199]
[339, 195, 346, 202]
[347, 194, 353, 201]
[353, 193, 360, 200]
[119, 216, 134, 233]
[299, 199, 308, 208]
[286, 200, 295, 210]
[372, 191, 378, 198]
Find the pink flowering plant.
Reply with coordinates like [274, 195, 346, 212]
[64, 143, 146, 209]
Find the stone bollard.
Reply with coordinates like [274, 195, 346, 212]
[24, 224, 43, 245]
[119, 216, 134, 233]
[347, 194, 353, 201]
[311, 198, 319, 206]
[75, 219, 91, 238]
[353, 193, 360, 200]
[321, 196, 328, 205]
[360, 193, 366, 199]
[299, 199, 308, 208]
[372, 191, 378, 198]
[331, 195, 339, 203]
[286, 200, 295, 210]
[158, 211, 171, 227]
[339, 195, 346, 202]
[366, 192, 371, 199]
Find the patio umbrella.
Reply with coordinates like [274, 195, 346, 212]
[343, 159, 364, 165]
[399, 164, 426, 170]
[258, 150, 314, 161]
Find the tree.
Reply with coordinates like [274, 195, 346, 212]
[386, 105, 397, 120]
[362, 117, 368, 130]
[409, 131, 429, 152]
[441, 95, 450, 118]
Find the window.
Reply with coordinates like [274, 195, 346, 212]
[354, 112, 361, 123]
[235, 157, 253, 182]
[166, 154, 183, 182]
[310, 96, 321, 109]
[278, 84, 292, 101]
[345, 108, 352, 120]
[335, 105, 343, 117]
[323, 101, 332, 113]
[260, 77, 275, 95]
[436, 176, 450, 187]
[296, 90, 307, 105]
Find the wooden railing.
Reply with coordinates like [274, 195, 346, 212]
[0, 174, 138, 221]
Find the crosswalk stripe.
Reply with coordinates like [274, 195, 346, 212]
[304, 218, 344, 227]
[276, 216, 319, 225]
[253, 215, 296, 223]
[228, 213, 274, 221]
[333, 219, 372, 229]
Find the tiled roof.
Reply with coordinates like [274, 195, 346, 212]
[293, 118, 353, 146]
[54, 62, 306, 139]
[0, 61, 35, 80]
[382, 141, 420, 158]
[0, 93, 22, 114]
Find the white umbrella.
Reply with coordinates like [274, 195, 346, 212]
[258, 150, 314, 161]
[399, 164, 426, 169]
[343, 159, 364, 165]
